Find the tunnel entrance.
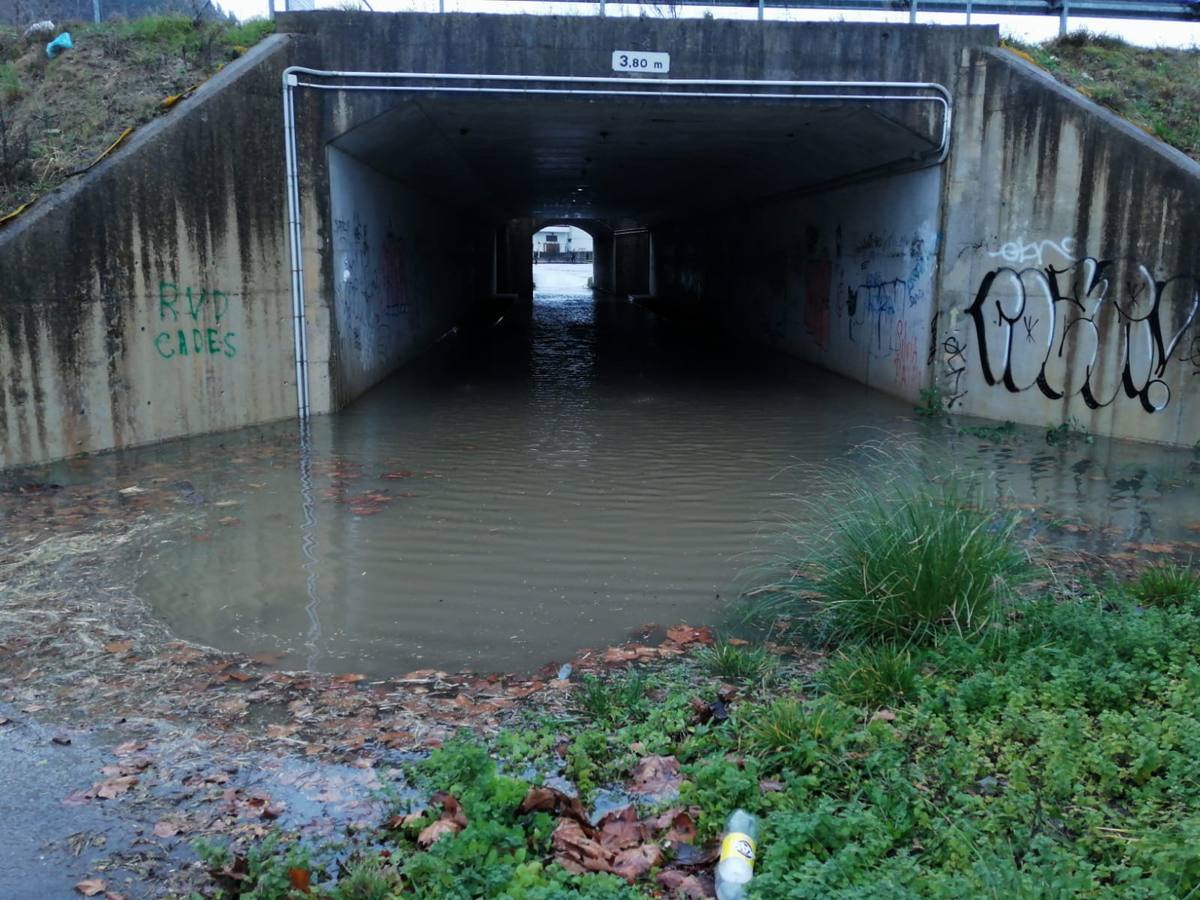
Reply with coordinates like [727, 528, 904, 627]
[125, 68, 959, 674]
[533, 225, 595, 296]
[110, 66, 1200, 679]
[290, 70, 951, 415]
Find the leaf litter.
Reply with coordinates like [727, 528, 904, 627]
[0, 458, 732, 895]
[3, 442, 1194, 896]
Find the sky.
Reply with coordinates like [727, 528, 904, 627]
[225, 0, 1200, 47]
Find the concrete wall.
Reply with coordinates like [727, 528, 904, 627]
[0, 35, 297, 470]
[326, 148, 488, 404]
[654, 166, 942, 403]
[934, 49, 1200, 445]
[615, 231, 653, 297]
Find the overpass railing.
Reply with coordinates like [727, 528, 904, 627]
[272, 0, 1200, 30]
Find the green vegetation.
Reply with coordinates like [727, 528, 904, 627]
[1006, 31, 1200, 162]
[193, 464, 1200, 897]
[0, 14, 273, 213]
[824, 642, 920, 707]
[695, 640, 777, 682]
[199, 571, 1200, 897]
[1133, 562, 1200, 607]
[760, 476, 1031, 645]
[1045, 416, 1095, 446]
[573, 670, 649, 724]
[959, 420, 1019, 443]
[914, 386, 946, 418]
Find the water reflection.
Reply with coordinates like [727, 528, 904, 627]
[6, 273, 1199, 676]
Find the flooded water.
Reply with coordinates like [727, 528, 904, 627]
[7, 264, 1200, 676]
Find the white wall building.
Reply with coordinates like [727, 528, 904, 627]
[532, 225, 593, 256]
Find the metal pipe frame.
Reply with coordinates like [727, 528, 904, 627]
[281, 67, 952, 420]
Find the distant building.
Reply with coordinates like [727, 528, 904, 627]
[533, 225, 593, 262]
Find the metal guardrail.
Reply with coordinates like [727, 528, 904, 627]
[274, 0, 1199, 32]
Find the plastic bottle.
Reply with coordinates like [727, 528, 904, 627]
[715, 809, 760, 900]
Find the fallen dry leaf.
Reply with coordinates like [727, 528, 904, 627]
[611, 843, 664, 883]
[417, 792, 468, 848]
[103, 641, 133, 654]
[518, 785, 590, 824]
[597, 805, 646, 851]
[288, 868, 311, 892]
[657, 869, 714, 898]
[74, 879, 105, 896]
[153, 819, 185, 838]
[629, 754, 683, 798]
[94, 775, 138, 799]
[652, 808, 698, 844]
[552, 818, 613, 875]
[872, 709, 897, 723]
[665, 624, 714, 646]
[417, 818, 462, 847]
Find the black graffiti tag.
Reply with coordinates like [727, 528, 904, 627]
[966, 258, 1199, 413]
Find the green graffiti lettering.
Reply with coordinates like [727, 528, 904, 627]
[154, 284, 239, 361]
[186, 287, 208, 321]
[159, 282, 179, 321]
[212, 290, 230, 323]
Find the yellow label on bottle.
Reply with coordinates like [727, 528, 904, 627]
[719, 832, 757, 864]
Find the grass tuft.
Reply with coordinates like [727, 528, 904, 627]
[695, 641, 776, 681]
[0, 62, 21, 103]
[754, 460, 1033, 646]
[825, 643, 920, 707]
[573, 670, 648, 724]
[740, 697, 855, 771]
[1133, 563, 1200, 607]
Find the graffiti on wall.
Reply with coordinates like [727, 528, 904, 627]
[335, 215, 410, 319]
[154, 281, 237, 360]
[940, 331, 970, 408]
[788, 223, 937, 393]
[839, 232, 936, 390]
[967, 246, 1200, 413]
[802, 258, 832, 348]
[987, 236, 1078, 267]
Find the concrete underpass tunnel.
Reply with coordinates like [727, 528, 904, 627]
[315, 79, 947, 408]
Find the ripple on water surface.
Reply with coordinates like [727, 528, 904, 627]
[16, 278, 1200, 676]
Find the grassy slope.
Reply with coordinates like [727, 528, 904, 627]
[1007, 31, 1200, 162]
[0, 15, 273, 214]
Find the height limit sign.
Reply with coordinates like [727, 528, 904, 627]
[612, 50, 670, 73]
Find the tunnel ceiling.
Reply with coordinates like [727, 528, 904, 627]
[330, 94, 938, 225]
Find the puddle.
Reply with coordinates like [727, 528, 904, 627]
[6, 272, 1200, 677]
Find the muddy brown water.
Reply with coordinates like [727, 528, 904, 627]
[10, 265, 1200, 676]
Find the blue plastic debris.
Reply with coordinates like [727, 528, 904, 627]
[45, 32, 72, 59]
